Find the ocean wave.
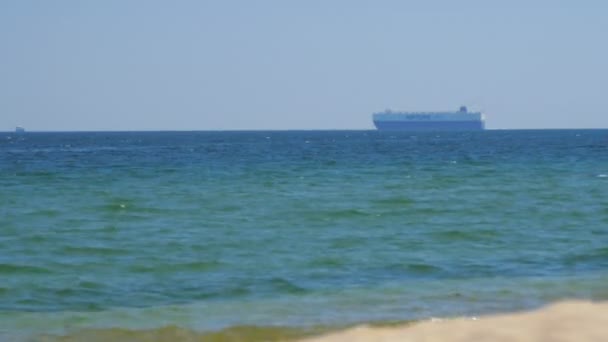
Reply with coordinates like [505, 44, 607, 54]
[0, 263, 52, 275]
[127, 260, 222, 273]
[402, 263, 444, 274]
[371, 197, 413, 207]
[431, 229, 501, 242]
[321, 209, 371, 219]
[562, 247, 608, 267]
[61, 245, 130, 256]
[267, 277, 308, 294]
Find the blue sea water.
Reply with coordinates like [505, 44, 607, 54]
[1, 130, 608, 340]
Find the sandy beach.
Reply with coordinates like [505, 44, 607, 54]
[301, 301, 608, 342]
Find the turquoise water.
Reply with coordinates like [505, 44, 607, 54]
[1, 130, 608, 340]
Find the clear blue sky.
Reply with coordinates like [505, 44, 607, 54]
[1, 1, 606, 130]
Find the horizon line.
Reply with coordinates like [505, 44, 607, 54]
[2, 128, 607, 133]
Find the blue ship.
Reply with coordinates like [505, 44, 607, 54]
[373, 106, 485, 131]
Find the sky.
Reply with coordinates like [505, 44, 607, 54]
[1, 0, 607, 131]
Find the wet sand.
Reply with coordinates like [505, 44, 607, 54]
[300, 301, 608, 342]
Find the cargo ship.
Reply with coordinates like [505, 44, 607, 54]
[373, 106, 485, 131]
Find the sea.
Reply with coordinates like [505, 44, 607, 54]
[1, 130, 607, 341]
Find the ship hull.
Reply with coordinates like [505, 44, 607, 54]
[373, 120, 484, 131]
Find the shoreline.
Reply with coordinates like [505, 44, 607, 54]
[31, 300, 608, 341]
[300, 300, 608, 342]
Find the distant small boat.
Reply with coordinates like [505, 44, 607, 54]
[15, 126, 25, 133]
